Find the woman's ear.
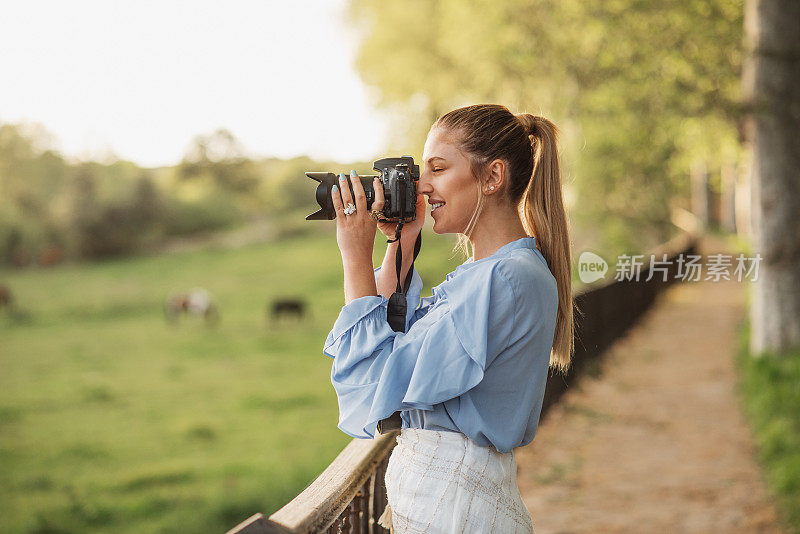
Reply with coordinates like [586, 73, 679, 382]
[485, 159, 505, 194]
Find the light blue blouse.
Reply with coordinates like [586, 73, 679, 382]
[323, 236, 558, 453]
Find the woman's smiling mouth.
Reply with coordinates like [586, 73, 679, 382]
[430, 201, 446, 213]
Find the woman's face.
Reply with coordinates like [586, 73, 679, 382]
[419, 127, 480, 234]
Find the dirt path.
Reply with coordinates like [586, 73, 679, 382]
[516, 235, 785, 533]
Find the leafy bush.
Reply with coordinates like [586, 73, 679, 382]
[162, 190, 243, 237]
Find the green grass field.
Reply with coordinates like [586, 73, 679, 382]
[0, 228, 463, 534]
[735, 323, 800, 533]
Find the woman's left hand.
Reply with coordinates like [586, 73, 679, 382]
[332, 169, 384, 265]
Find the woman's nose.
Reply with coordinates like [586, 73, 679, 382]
[417, 172, 433, 195]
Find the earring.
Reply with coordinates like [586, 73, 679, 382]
[488, 186, 495, 191]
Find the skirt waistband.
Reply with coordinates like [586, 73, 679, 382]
[397, 427, 507, 453]
[393, 428, 517, 481]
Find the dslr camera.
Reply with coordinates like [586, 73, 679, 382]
[305, 156, 419, 222]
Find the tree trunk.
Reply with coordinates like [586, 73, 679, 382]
[743, 0, 800, 354]
[721, 163, 737, 234]
[690, 161, 711, 232]
[735, 160, 751, 239]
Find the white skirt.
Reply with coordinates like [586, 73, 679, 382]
[378, 428, 534, 533]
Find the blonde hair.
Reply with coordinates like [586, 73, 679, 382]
[433, 104, 574, 375]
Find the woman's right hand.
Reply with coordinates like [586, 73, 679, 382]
[374, 182, 426, 246]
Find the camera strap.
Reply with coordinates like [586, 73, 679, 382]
[385, 221, 422, 333]
[378, 181, 422, 434]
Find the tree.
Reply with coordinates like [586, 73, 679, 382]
[131, 172, 164, 238]
[178, 128, 261, 197]
[743, 0, 800, 354]
[0, 123, 71, 264]
[70, 163, 102, 257]
[348, 0, 744, 253]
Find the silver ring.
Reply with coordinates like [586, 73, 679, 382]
[343, 203, 356, 216]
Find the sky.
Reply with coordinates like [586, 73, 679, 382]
[0, 0, 391, 167]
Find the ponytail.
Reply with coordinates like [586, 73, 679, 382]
[515, 114, 574, 374]
[434, 105, 575, 375]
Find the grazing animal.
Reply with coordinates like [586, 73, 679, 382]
[164, 288, 219, 325]
[0, 284, 13, 310]
[269, 298, 307, 323]
[38, 246, 64, 267]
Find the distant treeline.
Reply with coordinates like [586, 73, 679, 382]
[0, 124, 365, 266]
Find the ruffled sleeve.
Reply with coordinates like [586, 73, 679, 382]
[323, 262, 517, 439]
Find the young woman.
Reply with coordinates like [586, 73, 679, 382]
[323, 104, 574, 533]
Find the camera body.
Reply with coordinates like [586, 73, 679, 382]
[305, 155, 419, 222]
[372, 156, 419, 221]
